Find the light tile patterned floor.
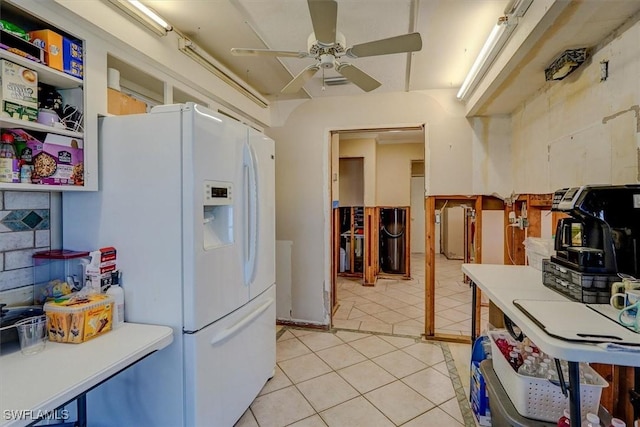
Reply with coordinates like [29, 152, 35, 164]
[334, 253, 489, 336]
[236, 328, 477, 427]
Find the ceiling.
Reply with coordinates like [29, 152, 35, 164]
[142, 0, 508, 101]
[137, 0, 640, 116]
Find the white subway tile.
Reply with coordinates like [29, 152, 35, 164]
[35, 230, 50, 248]
[0, 231, 33, 251]
[0, 267, 33, 291]
[4, 192, 49, 210]
[5, 249, 38, 270]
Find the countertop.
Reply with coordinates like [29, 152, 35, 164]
[0, 322, 173, 427]
[463, 263, 640, 367]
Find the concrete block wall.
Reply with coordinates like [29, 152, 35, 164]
[511, 18, 640, 192]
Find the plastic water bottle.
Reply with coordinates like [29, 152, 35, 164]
[107, 284, 125, 329]
[584, 412, 600, 427]
[557, 408, 570, 427]
[610, 418, 627, 427]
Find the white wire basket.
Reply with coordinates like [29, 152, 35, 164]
[488, 330, 608, 423]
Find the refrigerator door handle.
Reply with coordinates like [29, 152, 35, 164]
[243, 143, 259, 286]
[210, 298, 274, 345]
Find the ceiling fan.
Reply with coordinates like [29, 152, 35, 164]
[230, 0, 422, 94]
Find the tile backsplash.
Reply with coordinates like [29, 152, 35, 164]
[0, 191, 52, 305]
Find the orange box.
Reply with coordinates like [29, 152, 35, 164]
[29, 30, 63, 71]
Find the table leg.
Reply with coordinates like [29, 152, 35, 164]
[471, 281, 477, 342]
[77, 394, 87, 427]
[568, 361, 581, 425]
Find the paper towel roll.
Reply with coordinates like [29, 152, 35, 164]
[107, 68, 121, 91]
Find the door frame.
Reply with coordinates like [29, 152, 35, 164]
[425, 195, 483, 343]
[329, 125, 425, 326]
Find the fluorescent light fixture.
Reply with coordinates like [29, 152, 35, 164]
[105, 0, 172, 36]
[178, 37, 269, 109]
[457, 16, 515, 101]
[504, 0, 534, 18]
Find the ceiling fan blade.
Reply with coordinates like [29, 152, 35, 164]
[335, 63, 381, 92]
[231, 48, 309, 58]
[281, 65, 320, 94]
[307, 0, 337, 45]
[347, 32, 423, 58]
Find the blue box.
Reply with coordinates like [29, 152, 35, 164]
[63, 38, 83, 62]
[470, 336, 491, 426]
[63, 38, 83, 78]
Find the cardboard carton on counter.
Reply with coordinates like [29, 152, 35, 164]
[44, 294, 113, 343]
[4, 129, 84, 185]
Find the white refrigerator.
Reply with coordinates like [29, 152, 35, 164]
[62, 103, 276, 427]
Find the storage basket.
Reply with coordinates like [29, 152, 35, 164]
[523, 237, 554, 271]
[488, 330, 608, 422]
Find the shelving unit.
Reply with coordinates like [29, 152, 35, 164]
[0, 1, 93, 191]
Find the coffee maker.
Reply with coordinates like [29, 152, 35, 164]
[551, 185, 640, 276]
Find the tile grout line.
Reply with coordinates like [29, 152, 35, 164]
[274, 328, 468, 426]
[440, 341, 477, 427]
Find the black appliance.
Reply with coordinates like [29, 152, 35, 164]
[551, 185, 640, 276]
[379, 208, 407, 274]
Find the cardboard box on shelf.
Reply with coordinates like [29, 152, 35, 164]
[29, 30, 83, 78]
[0, 59, 38, 121]
[107, 88, 147, 115]
[28, 29, 63, 70]
[5, 129, 84, 186]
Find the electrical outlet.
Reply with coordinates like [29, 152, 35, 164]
[508, 211, 516, 224]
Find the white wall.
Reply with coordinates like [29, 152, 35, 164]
[339, 138, 377, 206]
[376, 143, 424, 206]
[268, 90, 477, 325]
[510, 18, 640, 192]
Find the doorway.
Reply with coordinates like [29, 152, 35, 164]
[330, 127, 426, 336]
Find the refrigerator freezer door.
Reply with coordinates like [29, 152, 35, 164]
[183, 105, 249, 331]
[247, 129, 276, 298]
[184, 285, 276, 427]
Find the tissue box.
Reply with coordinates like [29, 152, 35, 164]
[44, 294, 113, 343]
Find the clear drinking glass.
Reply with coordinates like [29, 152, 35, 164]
[15, 315, 47, 355]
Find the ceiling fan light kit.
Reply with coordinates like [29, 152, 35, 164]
[231, 0, 422, 94]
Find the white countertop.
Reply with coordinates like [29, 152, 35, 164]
[463, 263, 640, 367]
[0, 323, 173, 427]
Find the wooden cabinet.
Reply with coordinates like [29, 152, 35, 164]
[0, 1, 96, 191]
[107, 88, 147, 115]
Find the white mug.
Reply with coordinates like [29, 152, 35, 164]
[610, 288, 640, 313]
[611, 279, 640, 295]
[619, 302, 640, 332]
